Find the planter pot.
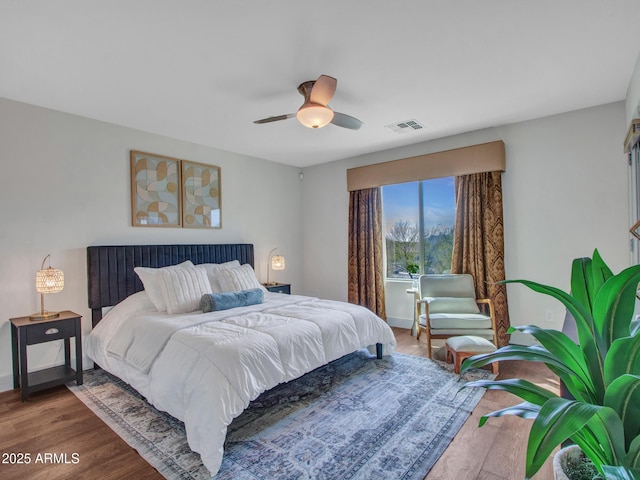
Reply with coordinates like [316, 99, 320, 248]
[553, 445, 585, 480]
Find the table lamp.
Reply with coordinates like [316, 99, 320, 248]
[30, 254, 64, 320]
[266, 248, 285, 286]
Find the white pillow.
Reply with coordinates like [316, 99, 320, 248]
[159, 264, 212, 314]
[160, 267, 211, 314]
[134, 261, 194, 311]
[219, 264, 265, 292]
[199, 260, 241, 293]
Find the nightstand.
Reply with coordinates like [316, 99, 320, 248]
[263, 283, 291, 294]
[10, 310, 83, 401]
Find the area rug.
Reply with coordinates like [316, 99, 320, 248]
[67, 350, 494, 480]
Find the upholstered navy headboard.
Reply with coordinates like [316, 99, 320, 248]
[87, 244, 254, 327]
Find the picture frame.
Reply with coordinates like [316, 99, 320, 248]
[130, 151, 182, 227]
[181, 160, 222, 228]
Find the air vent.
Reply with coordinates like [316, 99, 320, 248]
[385, 119, 425, 134]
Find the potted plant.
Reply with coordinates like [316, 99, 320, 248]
[460, 250, 640, 479]
[407, 262, 420, 289]
[406, 262, 419, 278]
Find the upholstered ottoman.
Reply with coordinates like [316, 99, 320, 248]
[445, 335, 498, 374]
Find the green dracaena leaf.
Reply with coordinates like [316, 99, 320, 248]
[604, 374, 640, 448]
[512, 325, 593, 392]
[462, 378, 556, 406]
[500, 279, 595, 338]
[501, 278, 605, 401]
[593, 264, 640, 353]
[592, 248, 614, 292]
[571, 428, 608, 470]
[461, 345, 596, 403]
[567, 406, 625, 474]
[623, 436, 640, 469]
[478, 401, 540, 427]
[571, 256, 595, 313]
[605, 337, 640, 383]
[601, 465, 640, 480]
[582, 406, 626, 467]
[525, 398, 613, 478]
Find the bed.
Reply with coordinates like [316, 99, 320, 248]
[84, 244, 396, 476]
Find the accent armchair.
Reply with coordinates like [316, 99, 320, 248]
[416, 274, 497, 358]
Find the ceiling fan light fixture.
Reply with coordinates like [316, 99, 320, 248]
[296, 103, 334, 129]
[254, 75, 361, 130]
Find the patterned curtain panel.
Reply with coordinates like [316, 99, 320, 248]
[451, 171, 510, 346]
[348, 187, 386, 320]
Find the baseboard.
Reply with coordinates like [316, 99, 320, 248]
[387, 316, 413, 329]
[0, 373, 13, 393]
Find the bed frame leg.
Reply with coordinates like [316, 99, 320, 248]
[376, 343, 383, 359]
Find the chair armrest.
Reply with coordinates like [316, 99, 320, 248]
[476, 298, 494, 308]
[476, 298, 495, 316]
[416, 299, 431, 330]
[416, 299, 430, 317]
[477, 298, 498, 339]
[416, 298, 430, 307]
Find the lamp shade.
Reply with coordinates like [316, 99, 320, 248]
[271, 255, 285, 271]
[296, 103, 334, 129]
[36, 266, 64, 294]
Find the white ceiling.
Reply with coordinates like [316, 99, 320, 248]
[1, 1, 639, 168]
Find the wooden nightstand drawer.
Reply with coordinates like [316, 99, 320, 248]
[263, 283, 291, 294]
[26, 318, 77, 344]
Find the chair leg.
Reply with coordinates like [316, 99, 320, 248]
[417, 325, 433, 359]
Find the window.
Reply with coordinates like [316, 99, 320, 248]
[382, 177, 455, 279]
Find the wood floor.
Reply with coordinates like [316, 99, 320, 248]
[0, 327, 557, 480]
[398, 328, 558, 480]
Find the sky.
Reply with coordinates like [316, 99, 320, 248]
[382, 177, 455, 230]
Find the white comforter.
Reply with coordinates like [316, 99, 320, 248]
[85, 291, 396, 476]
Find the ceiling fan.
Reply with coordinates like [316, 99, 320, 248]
[253, 75, 363, 130]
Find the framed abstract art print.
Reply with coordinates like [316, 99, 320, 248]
[130, 151, 182, 227]
[181, 160, 222, 228]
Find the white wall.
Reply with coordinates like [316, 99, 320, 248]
[0, 98, 302, 391]
[0, 97, 629, 392]
[301, 102, 629, 344]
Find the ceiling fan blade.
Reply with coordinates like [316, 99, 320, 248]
[309, 75, 337, 106]
[254, 114, 295, 124]
[331, 112, 363, 130]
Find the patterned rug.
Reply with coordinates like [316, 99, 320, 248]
[67, 350, 494, 480]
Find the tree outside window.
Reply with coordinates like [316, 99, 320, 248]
[386, 219, 420, 277]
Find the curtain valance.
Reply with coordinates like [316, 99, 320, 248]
[346, 140, 505, 191]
